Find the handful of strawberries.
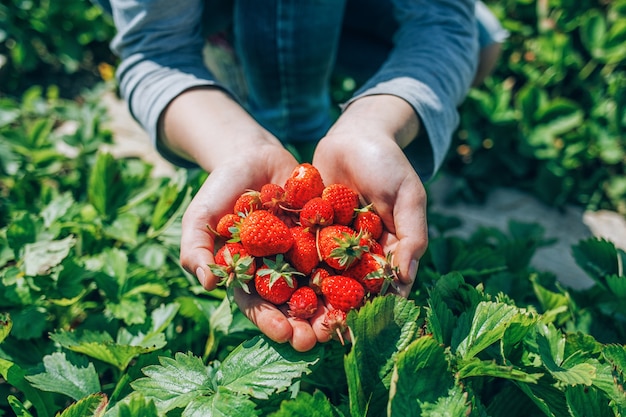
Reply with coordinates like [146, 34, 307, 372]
[208, 163, 398, 342]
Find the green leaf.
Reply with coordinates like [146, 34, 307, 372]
[50, 330, 163, 371]
[87, 152, 128, 218]
[131, 352, 216, 413]
[23, 235, 76, 276]
[149, 170, 191, 234]
[103, 212, 140, 245]
[580, 10, 607, 59]
[11, 306, 47, 340]
[41, 192, 75, 228]
[566, 385, 614, 417]
[426, 291, 456, 346]
[6, 212, 39, 257]
[605, 274, 626, 298]
[26, 352, 101, 400]
[7, 395, 35, 417]
[456, 358, 543, 383]
[182, 387, 260, 417]
[387, 336, 455, 417]
[0, 359, 55, 417]
[419, 385, 470, 417]
[572, 238, 621, 285]
[217, 335, 321, 399]
[57, 393, 109, 417]
[268, 390, 345, 417]
[455, 301, 520, 359]
[105, 393, 159, 417]
[345, 295, 420, 417]
[0, 313, 12, 344]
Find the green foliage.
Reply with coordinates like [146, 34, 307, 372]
[444, 0, 626, 215]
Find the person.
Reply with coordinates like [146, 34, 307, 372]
[95, 0, 507, 352]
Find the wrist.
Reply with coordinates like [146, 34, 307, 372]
[329, 94, 421, 149]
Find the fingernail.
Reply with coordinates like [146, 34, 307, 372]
[408, 259, 419, 281]
[195, 266, 206, 286]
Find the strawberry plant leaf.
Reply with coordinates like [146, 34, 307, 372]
[25, 352, 101, 400]
[6, 212, 40, 257]
[267, 390, 346, 417]
[23, 235, 76, 276]
[103, 212, 140, 245]
[425, 291, 455, 346]
[104, 393, 159, 417]
[149, 170, 192, 235]
[49, 329, 163, 371]
[455, 301, 520, 359]
[131, 352, 217, 413]
[0, 358, 55, 417]
[605, 274, 626, 298]
[11, 305, 47, 340]
[566, 385, 614, 417]
[0, 312, 11, 344]
[56, 393, 109, 417]
[216, 335, 321, 399]
[87, 152, 129, 219]
[572, 238, 620, 285]
[181, 387, 260, 417]
[456, 357, 543, 383]
[387, 336, 456, 417]
[41, 192, 75, 228]
[7, 395, 35, 417]
[345, 295, 420, 417]
[419, 385, 470, 417]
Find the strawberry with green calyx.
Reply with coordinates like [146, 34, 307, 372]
[215, 213, 242, 240]
[322, 183, 360, 226]
[283, 163, 325, 209]
[254, 255, 303, 305]
[287, 286, 319, 319]
[233, 189, 262, 215]
[320, 275, 365, 312]
[259, 183, 286, 214]
[318, 225, 369, 270]
[309, 266, 333, 294]
[344, 252, 398, 295]
[239, 210, 294, 257]
[322, 309, 349, 345]
[209, 242, 256, 294]
[285, 226, 319, 275]
[353, 204, 383, 241]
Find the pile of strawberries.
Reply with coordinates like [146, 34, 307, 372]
[208, 163, 397, 341]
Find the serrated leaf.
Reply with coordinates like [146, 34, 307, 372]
[345, 295, 420, 417]
[455, 301, 520, 359]
[56, 393, 108, 417]
[50, 330, 162, 371]
[87, 152, 128, 218]
[456, 358, 543, 383]
[104, 393, 160, 417]
[566, 385, 614, 417]
[268, 390, 345, 417]
[419, 385, 470, 417]
[572, 238, 620, 285]
[387, 336, 454, 417]
[515, 380, 570, 417]
[605, 274, 626, 298]
[150, 171, 192, 233]
[182, 387, 259, 417]
[426, 291, 456, 346]
[116, 303, 178, 348]
[217, 335, 320, 399]
[103, 212, 140, 245]
[131, 352, 216, 413]
[26, 352, 101, 400]
[22, 235, 76, 276]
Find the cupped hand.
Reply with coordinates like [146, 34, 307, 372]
[180, 143, 321, 351]
[312, 131, 429, 298]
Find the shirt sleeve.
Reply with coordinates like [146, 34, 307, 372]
[107, 0, 226, 167]
[345, 0, 479, 181]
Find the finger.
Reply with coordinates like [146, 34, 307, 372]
[234, 289, 293, 343]
[286, 317, 318, 352]
[310, 301, 333, 343]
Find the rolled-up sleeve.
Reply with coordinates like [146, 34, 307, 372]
[108, 0, 222, 163]
[346, 0, 479, 180]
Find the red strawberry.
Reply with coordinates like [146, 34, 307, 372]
[322, 184, 359, 225]
[215, 213, 242, 240]
[283, 163, 325, 209]
[233, 190, 262, 215]
[318, 225, 368, 270]
[239, 210, 294, 257]
[285, 226, 319, 275]
[322, 309, 348, 344]
[287, 286, 319, 319]
[208, 242, 255, 293]
[260, 183, 285, 213]
[320, 275, 365, 312]
[344, 252, 397, 295]
[254, 255, 301, 305]
[353, 204, 383, 240]
[299, 197, 334, 229]
[309, 266, 333, 294]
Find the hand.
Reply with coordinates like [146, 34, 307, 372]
[312, 95, 428, 297]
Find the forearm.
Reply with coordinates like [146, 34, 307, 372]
[158, 87, 283, 172]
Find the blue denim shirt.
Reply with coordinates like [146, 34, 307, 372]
[99, 0, 504, 180]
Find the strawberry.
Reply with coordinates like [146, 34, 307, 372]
[320, 275, 365, 312]
[283, 163, 325, 209]
[322, 309, 348, 344]
[322, 183, 359, 225]
[208, 242, 255, 293]
[259, 183, 285, 213]
[344, 252, 397, 295]
[233, 190, 262, 215]
[285, 226, 319, 275]
[353, 204, 383, 240]
[287, 286, 319, 319]
[215, 213, 241, 240]
[317, 225, 368, 270]
[309, 266, 333, 294]
[254, 255, 301, 305]
[239, 210, 294, 257]
[299, 197, 334, 229]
